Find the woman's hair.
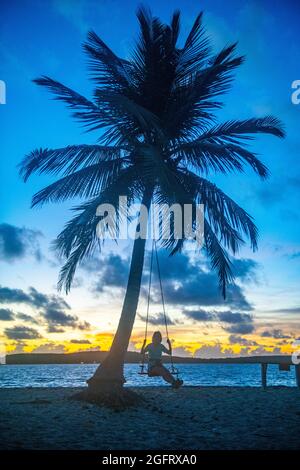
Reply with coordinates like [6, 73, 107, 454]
[152, 331, 162, 343]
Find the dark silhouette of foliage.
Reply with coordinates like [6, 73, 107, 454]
[20, 6, 284, 298]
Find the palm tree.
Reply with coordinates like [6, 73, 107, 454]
[20, 7, 284, 404]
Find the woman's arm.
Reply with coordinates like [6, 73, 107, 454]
[141, 339, 147, 355]
[164, 338, 172, 355]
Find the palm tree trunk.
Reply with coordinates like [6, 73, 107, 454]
[86, 188, 152, 396]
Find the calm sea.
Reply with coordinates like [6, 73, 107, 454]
[0, 363, 298, 387]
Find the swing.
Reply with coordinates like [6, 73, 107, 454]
[139, 238, 180, 379]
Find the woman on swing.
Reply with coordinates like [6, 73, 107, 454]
[141, 331, 183, 388]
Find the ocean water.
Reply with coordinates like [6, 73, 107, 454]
[0, 363, 298, 388]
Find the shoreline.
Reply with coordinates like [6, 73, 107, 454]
[0, 386, 300, 450]
[4, 352, 294, 365]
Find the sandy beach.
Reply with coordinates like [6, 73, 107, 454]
[0, 386, 300, 450]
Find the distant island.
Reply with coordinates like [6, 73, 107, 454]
[5, 351, 293, 365]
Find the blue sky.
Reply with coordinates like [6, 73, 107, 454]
[0, 0, 299, 357]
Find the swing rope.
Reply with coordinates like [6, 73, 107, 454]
[153, 239, 175, 373]
[139, 237, 178, 376]
[143, 238, 154, 345]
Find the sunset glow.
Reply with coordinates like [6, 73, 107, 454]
[1, 0, 299, 360]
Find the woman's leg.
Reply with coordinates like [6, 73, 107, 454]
[149, 365, 176, 384]
[161, 366, 176, 385]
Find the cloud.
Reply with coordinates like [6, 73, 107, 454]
[28, 287, 70, 310]
[70, 339, 91, 344]
[4, 325, 42, 340]
[138, 312, 176, 326]
[47, 325, 66, 333]
[42, 304, 90, 332]
[224, 322, 255, 334]
[85, 250, 255, 312]
[218, 311, 253, 324]
[182, 308, 215, 322]
[171, 346, 192, 357]
[0, 286, 32, 304]
[16, 312, 39, 324]
[193, 342, 284, 358]
[250, 346, 282, 356]
[231, 258, 259, 283]
[266, 307, 300, 315]
[0, 308, 15, 321]
[261, 329, 291, 339]
[182, 308, 255, 334]
[52, 0, 90, 34]
[229, 335, 258, 346]
[255, 172, 300, 208]
[194, 343, 235, 359]
[289, 252, 300, 260]
[71, 277, 83, 289]
[30, 342, 67, 353]
[0, 223, 42, 262]
[90, 254, 129, 293]
[80, 256, 103, 273]
[144, 251, 254, 311]
[0, 285, 91, 332]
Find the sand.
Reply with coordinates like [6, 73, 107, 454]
[0, 386, 300, 450]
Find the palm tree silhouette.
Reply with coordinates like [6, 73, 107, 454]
[20, 7, 284, 404]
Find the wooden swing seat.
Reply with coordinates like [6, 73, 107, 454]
[138, 364, 180, 377]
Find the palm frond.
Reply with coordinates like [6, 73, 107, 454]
[175, 12, 210, 81]
[195, 42, 244, 105]
[31, 160, 125, 207]
[170, 10, 180, 46]
[94, 89, 164, 138]
[55, 166, 143, 292]
[155, 167, 247, 255]
[57, 244, 90, 294]
[196, 116, 285, 142]
[33, 77, 129, 140]
[175, 140, 269, 177]
[192, 172, 258, 250]
[83, 30, 133, 89]
[204, 219, 234, 297]
[19, 144, 123, 181]
[23, 9, 285, 298]
[33, 75, 102, 117]
[174, 116, 284, 177]
[164, 43, 244, 140]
